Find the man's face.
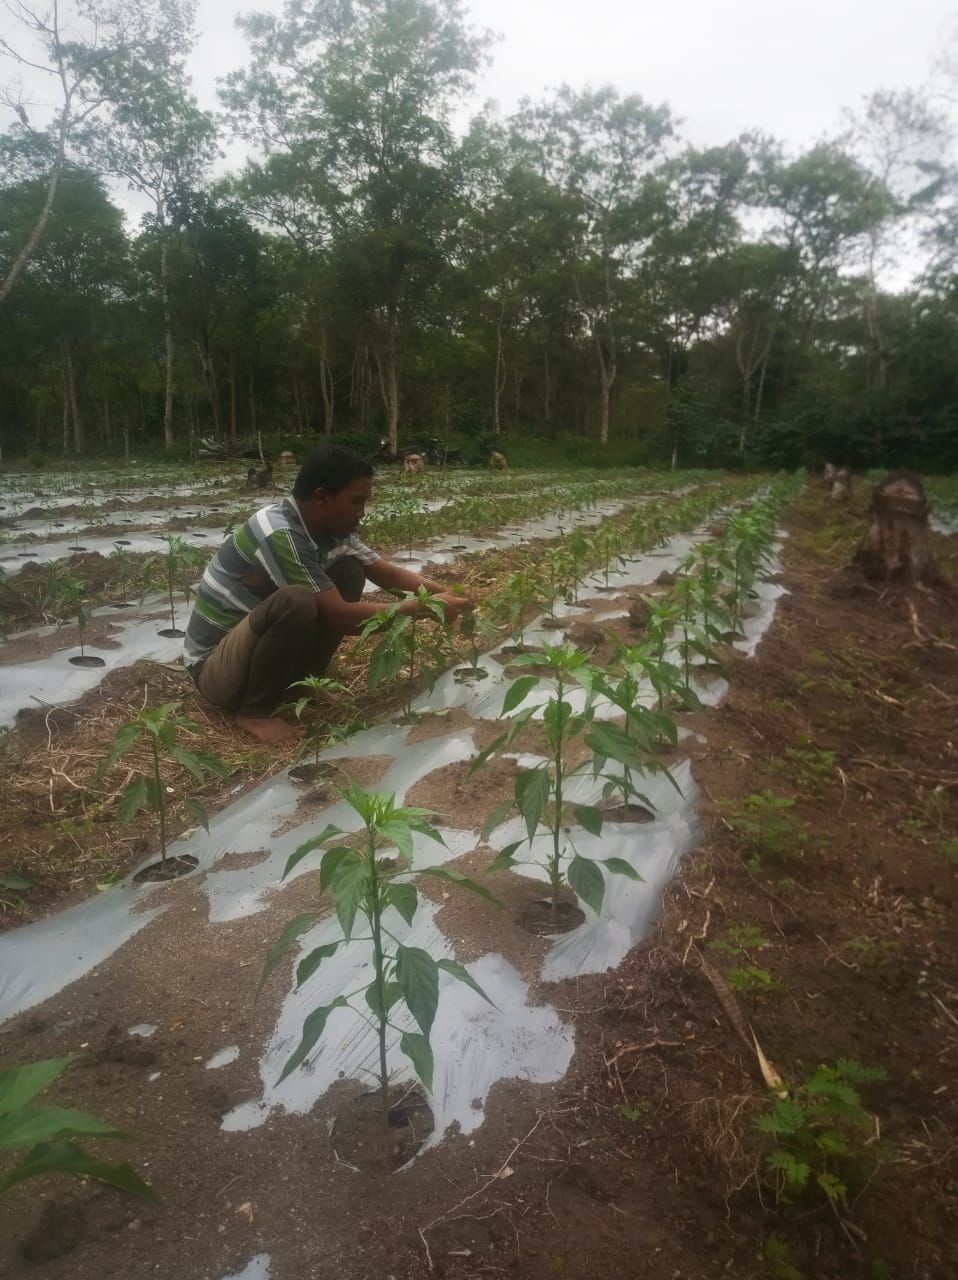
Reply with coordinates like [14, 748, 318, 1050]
[305, 475, 373, 538]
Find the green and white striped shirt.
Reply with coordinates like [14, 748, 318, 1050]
[184, 498, 378, 671]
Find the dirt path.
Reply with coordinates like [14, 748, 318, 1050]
[0, 492, 956, 1280]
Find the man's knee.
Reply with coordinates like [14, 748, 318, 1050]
[327, 555, 366, 603]
[263, 584, 316, 628]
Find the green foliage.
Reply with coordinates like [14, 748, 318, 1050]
[0, 1057, 154, 1198]
[97, 701, 228, 868]
[721, 789, 804, 866]
[476, 643, 643, 919]
[264, 785, 494, 1142]
[754, 1060, 887, 1210]
[287, 676, 362, 766]
[727, 964, 786, 996]
[362, 589, 449, 719]
[708, 924, 770, 956]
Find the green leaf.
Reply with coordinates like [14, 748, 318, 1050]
[574, 804, 603, 837]
[0, 1105, 128, 1150]
[320, 845, 359, 893]
[184, 797, 210, 833]
[480, 798, 513, 841]
[567, 855, 605, 914]
[0, 1059, 70, 1116]
[331, 857, 371, 940]
[488, 843, 522, 873]
[400, 1031, 434, 1092]
[278, 997, 349, 1082]
[600, 857, 642, 881]
[396, 946, 439, 1038]
[281, 824, 345, 881]
[165, 744, 207, 782]
[516, 767, 550, 842]
[259, 912, 318, 992]
[437, 958, 495, 1008]
[502, 675, 540, 715]
[296, 942, 340, 989]
[586, 722, 647, 771]
[365, 981, 401, 1020]
[144, 774, 163, 811]
[97, 728, 141, 785]
[377, 820, 414, 861]
[468, 733, 506, 775]
[417, 865, 501, 904]
[117, 777, 149, 827]
[0, 1141, 156, 1198]
[385, 882, 418, 927]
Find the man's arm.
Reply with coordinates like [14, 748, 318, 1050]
[312, 559, 474, 632]
[365, 557, 449, 597]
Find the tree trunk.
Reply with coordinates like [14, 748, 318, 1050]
[319, 327, 334, 435]
[229, 353, 238, 442]
[493, 304, 506, 436]
[66, 348, 83, 454]
[195, 338, 223, 439]
[853, 472, 939, 585]
[543, 347, 551, 425]
[248, 371, 257, 441]
[160, 239, 175, 450]
[61, 360, 70, 458]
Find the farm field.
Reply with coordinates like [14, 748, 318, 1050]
[0, 463, 956, 1280]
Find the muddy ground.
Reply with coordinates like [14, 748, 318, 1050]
[0, 491, 956, 1280]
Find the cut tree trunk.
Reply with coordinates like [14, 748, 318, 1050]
[853, 471, 939, 586]
[825, 466, 852, 504]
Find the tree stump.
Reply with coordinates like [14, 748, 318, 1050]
[824, 465, 852, 503]
[853, 471, 938, 586]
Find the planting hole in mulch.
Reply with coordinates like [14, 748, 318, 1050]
[539, 616, 568, 630]
[498, 643, 542, 658]
[68, 654, 106, 668]
[114, 539, 132, 546]
[519, 896, 586, 936]
[289, 761, 337, 785]
[453, 666, 489, 683]
[603, 803, 655, 824]
[132, 853, 199, 884]
[329, 1084, 436, 1171]
[157, 627, 185, 638]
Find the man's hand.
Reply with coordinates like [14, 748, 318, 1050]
[434, 591, 474, 622]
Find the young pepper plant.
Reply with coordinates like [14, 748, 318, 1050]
[96, 702, 229, 872]
[475, 643, 642, 922]
[262, 784, 497, 1143]
[287, 675, 361, 766]
[361, 589, 449, 720]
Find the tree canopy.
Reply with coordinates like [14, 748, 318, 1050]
[1, 0, 956, 469]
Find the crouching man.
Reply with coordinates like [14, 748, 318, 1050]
[184, 444, 474, 744]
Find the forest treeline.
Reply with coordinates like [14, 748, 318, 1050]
[1, 0, 956, 469]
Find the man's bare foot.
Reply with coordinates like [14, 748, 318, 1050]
[236, 715, 305, 746]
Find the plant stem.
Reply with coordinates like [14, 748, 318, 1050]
[152, 739, 167, 867]
[551, 673, 565, 921]
[366, 828, 391, 1149]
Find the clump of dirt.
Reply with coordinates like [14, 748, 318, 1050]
[20, 1201, 86, 1264]
[406, 756, 522, 830]
[84, 1025, 157, 1069]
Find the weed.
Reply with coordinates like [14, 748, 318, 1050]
[755, 1059, 887, 1210]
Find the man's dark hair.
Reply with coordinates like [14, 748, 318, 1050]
[292, 445, 374, 499]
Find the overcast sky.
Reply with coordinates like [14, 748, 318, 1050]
[192, 0, 956, 151]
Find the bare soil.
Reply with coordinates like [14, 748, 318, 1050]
[0, 492, 956, 1280]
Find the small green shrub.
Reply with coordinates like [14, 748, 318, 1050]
[755, 1059, 887, 1210]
